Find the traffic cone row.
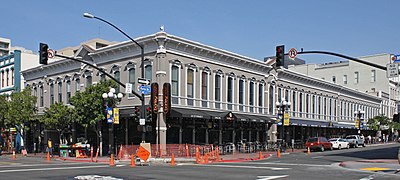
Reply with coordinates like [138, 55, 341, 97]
[277, 149, 281, 158]
[12, 150, 16, 160]
[109, 154, 115, 167]
[47, 152, 51, 162]
[171, 153, 176, 166]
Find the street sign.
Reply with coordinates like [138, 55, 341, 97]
[386, 63, 399, 78]
[125, 83, 133, 94]
[136, 145, 150, 162]
[392, 54, 400, 63]
[139, 118, 145, 125]
[139, 85, 151, 95]
[288, 48, 298, 59]
[47, 49, 55, 58]
[138, 78, 151, 85]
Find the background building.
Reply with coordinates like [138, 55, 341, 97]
[288, 53, 396, 118]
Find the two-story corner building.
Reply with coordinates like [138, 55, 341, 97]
[22, 29, 382, 154]
[288, 54, 397, 118]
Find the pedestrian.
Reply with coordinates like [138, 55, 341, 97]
[367, 135, 371, 144]
[386, 134, 389, 143]
[47, 138, 53, 157]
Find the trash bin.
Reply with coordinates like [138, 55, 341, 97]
[59, 144, 69, 158]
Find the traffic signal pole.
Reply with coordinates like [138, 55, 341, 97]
[296, 51, 387, 71]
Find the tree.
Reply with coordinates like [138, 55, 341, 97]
[0, 94, 8, 128]
[41, 102, 76, 144]
[69, 80, 117, 149]
[367, 115, 390, 131]
[5, 87, 37, 149]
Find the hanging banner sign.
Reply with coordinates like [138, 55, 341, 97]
[113, 108, 119, 124]
[106, 107, 113, 124]
[283, 112, 290, 126]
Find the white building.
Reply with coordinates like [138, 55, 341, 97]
[288, 54, 396, 118]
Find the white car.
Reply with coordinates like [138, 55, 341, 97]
[329, 138, 350, 150]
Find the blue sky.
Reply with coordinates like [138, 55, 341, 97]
[1, 0, 398, 64]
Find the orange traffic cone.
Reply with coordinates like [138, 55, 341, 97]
[130, 154, 135, 167]
[259, 151, 263, 160]
[12, 150, 16, 160]
[46, 152, 51, 162]
[171, 153, 176, 166]
[110, 154, 115, 166]
[307, 147, 310, 155]
[277, 149, 281, 158]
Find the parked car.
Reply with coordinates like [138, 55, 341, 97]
[329, 138, 350, 149]
[305, 137, 333, 152]
[345, 135, 365, 148]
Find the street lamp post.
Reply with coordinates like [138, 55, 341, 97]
[276, 100, 291, 150]
[84, 13, 147, 142]
[354, 108, 365, 134]
[102, 88, 123, 156]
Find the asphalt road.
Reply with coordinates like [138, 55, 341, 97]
[0, 143, 399, 180]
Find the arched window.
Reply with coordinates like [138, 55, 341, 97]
[215, 72, 222, 109]
[66, 80, 71, 104]
[128, 67, 135, 98]
[258, 82, 264, 114]
[249, 80, 255, 112]
[145, 65, 152, 81]
[40, 85, 44, 107]
[299, 93, 303, 118]
[50, 82, 54, 105]
[114, 71, 120, 93]
[187, 68, 194, 106]
[269, 84, 274, 114]
[239, 78, 245, 112]
[292, 91, 296, 117]
[227, 76, 234, 110]
[58, 81, 62, 103]
[171, 65, 180, 104]
[201, 70, 209, 107]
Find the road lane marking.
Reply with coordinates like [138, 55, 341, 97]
[360, 167, 390, 171]
[253, 162, 332, 167]
[194, 164, 291, 170]
[257, 175, 289, 180]
[0, 162, 90, 168]
[0, 165, 109, 173]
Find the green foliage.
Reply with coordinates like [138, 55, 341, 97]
[41, 102, 75, 131]
[0, 94, 8, 126]
[69, 80, 117, 128]
[367, 114, 399, 131]
[5, 88, 37, 128]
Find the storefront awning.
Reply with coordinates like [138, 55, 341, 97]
[335, 122, 356, 129]
[235, 113, 275, 123]
[289, 118, 331, 127]
[170, 108, 211, 119]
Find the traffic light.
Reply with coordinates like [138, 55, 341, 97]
[134, 106, 140, 121]
[163, 83, 171, 114]
[39, 43, 48, 65]
[151, 83, 159, 114]
[275, 45, 285, 68]
[146, 106, 152, 122]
